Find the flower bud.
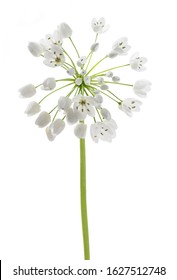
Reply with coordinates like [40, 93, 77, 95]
[25, 101, 41, 116]
[112, 76, 120, 82]
[101, 108, 111, 120]
[19, 84, 36, 98]
[74, 124, 87, 139]
[42, 77, 56, 90]
[58, 96, 72, 112]
[51, 119, 65, 135]
[75, 78, 82, 86]
[90, 43, 99, 52]
[106, 71, 113, 78]
[35, 112, 51, 128]
[67, 68, 75, 76]
[28, 42, 43, 57]
[84, 76, 90, 85]
[46, 126, 56, 141]
[58, 23, 72, 38]
[100, 84, 109, 90]
[66, 108, 79, 125]
[108, 51, 118, 59]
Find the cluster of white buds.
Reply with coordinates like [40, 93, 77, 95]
[19, 18, 151, 143]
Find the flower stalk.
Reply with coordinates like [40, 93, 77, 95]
[80, 138, 90, 260]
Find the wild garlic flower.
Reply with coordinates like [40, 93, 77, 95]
[19, 18, 151, 143]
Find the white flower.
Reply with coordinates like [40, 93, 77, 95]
[106, 71, 113, 78]
[40, 32, 63, 51]
[84, 76, 90, 85]
[74, 123, 87, 139]
[66, 108, 79, 125]
[58, 96, 72, 112]
[28, 42, 43, 57]
[35, 112, 51, 128]
[73, 95, 96, 120]
[43, 45, 65, 67]
[46, 119, 65, 141]
[101, 108, 111, 120]
[75, 78, 83, 86]
[19, 84, 36, 98]
[120, 98, 142, 117]
[108, 50, 119, 59]
[112, 76, 120, 82]
[58, 22, 72, 39]
[90, 43, 99, 52]
[133, 80, 152, 98]
[77, 56, 87, 67]
[90, 121, 117, 143]
[51, 30, 63, 45]
[67, 68, 75, 76]
[25, 101, 41, 116]
[91, 17, 109, 34]
[100, 84, 109, 90]
[130, 53, 147, 71]
[42, 77, 56, 90]
[112, 37, 131, 55]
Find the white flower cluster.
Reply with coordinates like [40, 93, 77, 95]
[19, 18, 151, 143]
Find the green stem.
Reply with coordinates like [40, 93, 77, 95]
[38, 83, 74, 104]
[69, 37, 80, 58]
[85, 33, 98, 71]
[91, 64, 130, 77]
[103, 81, 133, 87]
[87, 55, 108, 75]
[55, 79, 74, 82]
[63, 49, 78, 75]
[80, 139, 90, 260]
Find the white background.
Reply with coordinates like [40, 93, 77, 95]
[0, 0, 177, 279]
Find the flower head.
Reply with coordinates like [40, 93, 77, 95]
[20, 18, 150, 142]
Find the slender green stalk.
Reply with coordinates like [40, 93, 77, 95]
[52, 110, 59, 122]
[38, 83, 74, 104]
[35, 83, 42, 89]
[102, 81, 133, 87]
[69, 37, 80, 58]
[49, 105, 58, 114]
[55, 78, 74, 82]
[87, 55, 108, 75]
[88, 85, 120, 103]
[80, 139, 90, 260]
[91, 64, 130, 77]
[63, 49, 78, 74]
[85, 33, 98, 71]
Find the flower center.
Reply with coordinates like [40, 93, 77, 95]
[80, 100, 86, 105]
[55, 57, 61, 64]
